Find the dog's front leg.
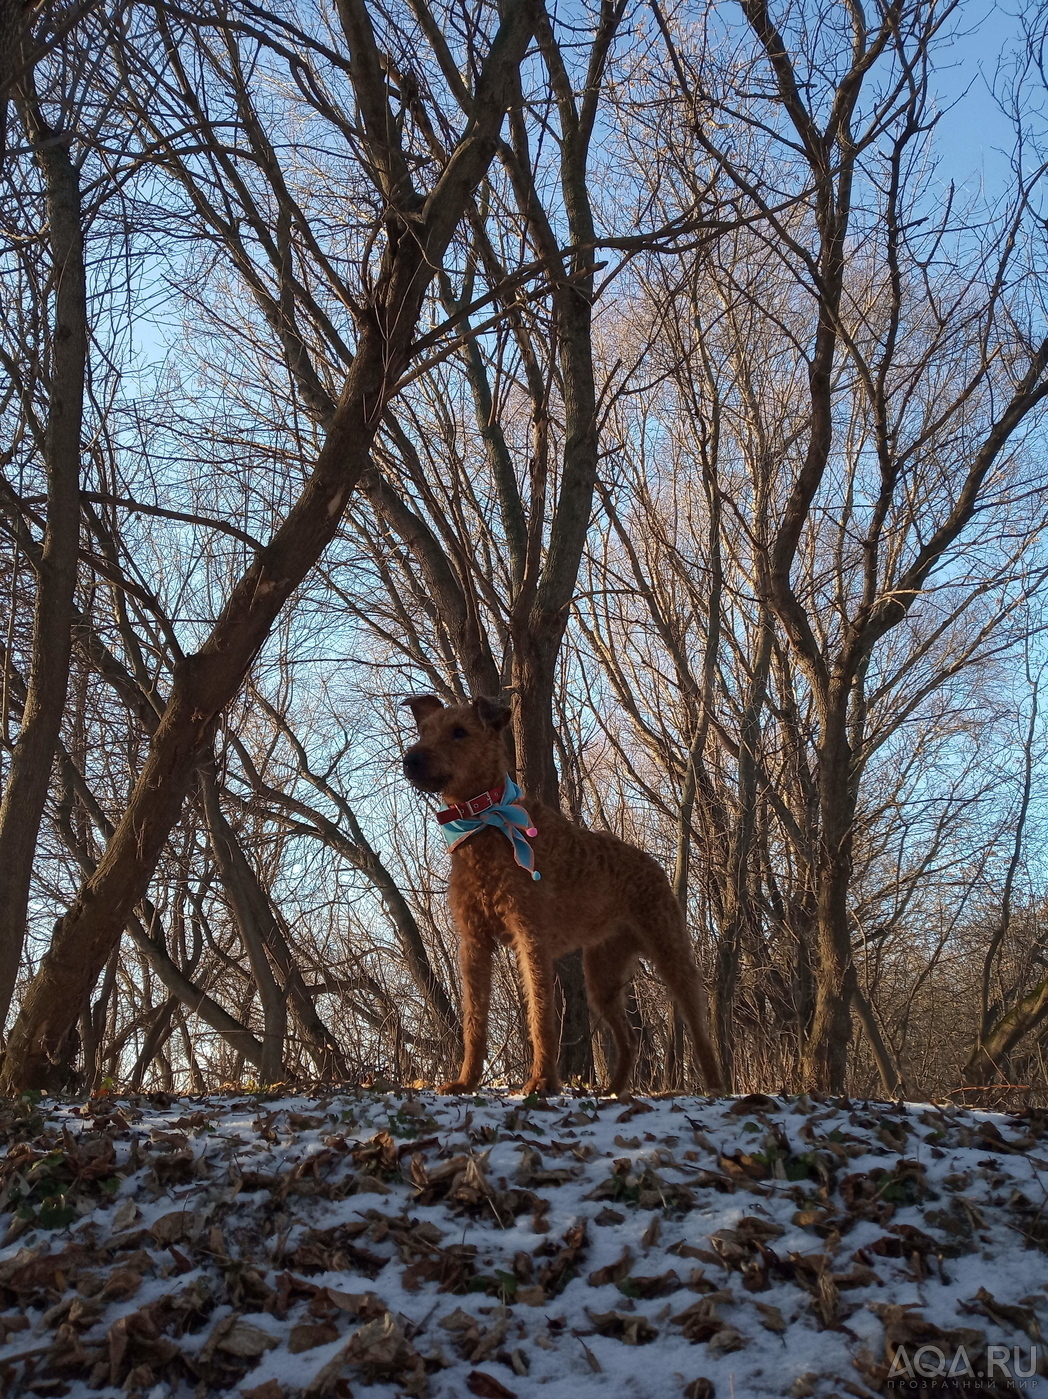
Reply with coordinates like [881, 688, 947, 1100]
[440, 925, 493, 1094]
[514, 932, 561, 1097]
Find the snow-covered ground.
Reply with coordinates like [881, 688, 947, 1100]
[0, 1088, 1044, 1397]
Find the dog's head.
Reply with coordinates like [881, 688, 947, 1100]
[401, 695, 512, 802]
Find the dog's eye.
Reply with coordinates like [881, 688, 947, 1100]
[451, 726, 468, 739]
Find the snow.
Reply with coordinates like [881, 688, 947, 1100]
[0, 1088, 1044, 1398]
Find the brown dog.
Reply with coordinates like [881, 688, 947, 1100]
[403, 695, 723, 1096]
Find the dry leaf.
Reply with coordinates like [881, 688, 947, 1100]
[588, 1247, 633, 1287]
[514, 1285, 547, 1306]
[584, 1308, 658, 1345]
[110, 1199, 139, 1233]
[218, 1320, 281, 1358]
[466, 1368, 517, 1397]
[290, 1321, 341, 1352]
[150, 1210, 194, 1245]
[577, 1336, 602, 1372]
[242, 1383, 285, 1399]
[754, 1301, 787, 1332]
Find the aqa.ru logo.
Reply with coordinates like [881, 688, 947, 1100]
[887, 1344, 1042, 1389]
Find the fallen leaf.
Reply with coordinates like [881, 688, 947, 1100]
[291, 1321, 341, 1352]
[754, 1301, 787, 1332]
[110, 1199, 140, 1233]
[100, 1267, 142, 1302]
[514, 1285, 547, 1305]
[150, 1211, 195, 1245]
[218, 1320, 281, 1358]
[707, 1325, 748, 1354]
[588, 1247, 634, 1287]
[585, 1308, 658, 1344]
[242, 1383, 285, 1399]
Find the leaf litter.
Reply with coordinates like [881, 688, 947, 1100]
[0, 1090, 1043, 1396]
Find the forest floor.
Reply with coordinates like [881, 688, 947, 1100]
[0, 1087, 1044, 1399]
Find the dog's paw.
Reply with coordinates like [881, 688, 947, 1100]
[522, 1075, 561, 1097]
[438, 1080, 473, 1095]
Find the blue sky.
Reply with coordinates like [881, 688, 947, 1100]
[931, 0, 1030, 199]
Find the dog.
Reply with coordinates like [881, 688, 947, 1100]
[402, 694, 723, 1097]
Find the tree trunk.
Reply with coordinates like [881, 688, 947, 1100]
[510, 502, 597, 1090]
[80, 947, 119, 1093]
[502, 2, 624, 1087]
[0, 84, 86, 1028]
[803, 703, 856, 1093]
[202, 773, 288, 1084]
[964, 976, 1048, 1086]
[668, 749, 700, 1089]
[50, 741, 274, 1076]
[852, 985, 903, 1097]
[0, 0, 534, 1093]
[713, 614, 774, 1091]
[201, 766, 352, 1079]
[511, 637, 594, 1085]
[129, 995, 179, 1093]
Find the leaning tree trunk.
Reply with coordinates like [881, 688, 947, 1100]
[0, 0, 535, 1093]
[964, 977, 1048, 1086]
[0, 80, 87, 1030]
[202, 774, 288, 1084]
[52, 736, 273, 1075]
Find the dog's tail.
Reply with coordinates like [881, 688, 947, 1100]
[645, 920, 724, 1095]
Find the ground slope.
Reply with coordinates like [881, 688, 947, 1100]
[0, 1089, 1043, 1398]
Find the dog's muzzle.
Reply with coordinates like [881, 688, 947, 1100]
[403, 748, 446, 792]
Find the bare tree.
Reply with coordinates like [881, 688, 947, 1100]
[621, 0, 1048, 1091]
[0, 8, 88, 1028]
[0, 0, 535, 1092]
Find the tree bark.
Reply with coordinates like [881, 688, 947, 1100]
[50, 736, 277, 1077]
[202, 773, 288, 1084]
[129, 996, 179, 1093]
[0, 81, 86, 1028]
[802, 700, 856, 1093]
[201, 769, 350, 1080]
[0, 0, 535, 1093]
[852, 985, 903, 1097]
[964, 977, 1048, 1085]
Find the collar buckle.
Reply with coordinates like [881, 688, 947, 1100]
[435, 782, 504, 826]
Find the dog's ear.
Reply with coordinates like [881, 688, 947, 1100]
[402, 695, 444, 728]
[472, 696, 512, 731]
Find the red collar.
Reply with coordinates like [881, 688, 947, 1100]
[436, 783, 505, 825]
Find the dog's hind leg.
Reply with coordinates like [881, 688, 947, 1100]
[441, 922, 495, 1094]
[584, 929, 640, 1097]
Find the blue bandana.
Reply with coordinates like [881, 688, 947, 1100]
[437, 774, 541, 880]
